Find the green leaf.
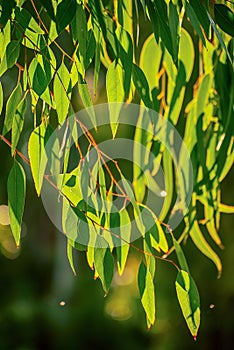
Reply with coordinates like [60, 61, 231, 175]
[94, 248, 114, 293]
[78, 82, 96, 128]
[0, 40, 20, 77]
[0, 21, 11, 61]
[28, 123, 52, 196]
[167, 62, 186, 124]
[186, 3, 206, 47]
[32, 62, 48, 96]
[7, 159, 26, 246]
[39, 0, 56, 21]
[2, 83, 22, 136]
[189, 0, 210, 37]
[153, 0, 175, 61]
[146, 0, 160, 43]
[179, 28, 195, 82]
[106, 60, 125, 137]
[116, 209, 131, 276]
[53, 62, 71, 124]
[207, 11, 232, 63]
[175, 270, 200, 339]
[116, 26, 133, 98]
[0, 0, 16, 29]
[88, 0, 107, 39]
[169, 1, 180, 62]
[14, 7, 44, 34]
[11, 94, 27, 155]
[132, 64, 152, 108]
[87, 245, 95, 270]
[173, 238, 190, 272]
[67, 239, 77, 276]
[14, 7, 45, 48]
[0, 82, 3, 115]
[189, 218, 222, 277]
[56, 0, 77, 33]
[219, 203, 234, 214]
[214, 4, 234, 37]
[138, 261, 156, 327]
[139, 33, 162, 91]
[159, 148, 173, 222]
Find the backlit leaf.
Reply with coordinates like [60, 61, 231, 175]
[186, 3, 206, 47]
[28, 123, 52, 196]
[94, 247, 114, 293]
[0, 40, 20, 77]
[39, 0, 56, 21]
[214, 4, 234, 37]
[2, 83, 22, 136]
[138, 261, 156, 327]
[188, 217, 222, 277]
[56, 0, 77, 33]
[175, 270, 200, 339]
[106, 60, 125, 137]
[53, 62, 71, 124]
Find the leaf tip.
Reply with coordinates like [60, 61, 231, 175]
[217, 268, 222, 279]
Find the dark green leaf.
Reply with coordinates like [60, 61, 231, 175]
[132, 64, 152, 108]
[173, 238, 190, 272]
[56, 0, 77, 33]
[32, 62, 48, 96]
[88, 0, 107, 38]
[116, 26, 133, 98]
[78, 82, 96, 129]
[0, 82, 3, 115]
[188, 217, 222, 277]
[186, 3, 206, 47]
[146, 0, 159, 42]
[189, 0, 210, 37]
[11, 94, 27, 155]
[207, 10, 232, 63]
[153, 0, 175, 61]
[7, 159, 26, 246]
[39, 0, 56, 21]
[214, 4, 234, 37]
[0, 0, 16, 29]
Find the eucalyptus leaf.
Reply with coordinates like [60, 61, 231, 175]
[175, 270, 200, 339]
